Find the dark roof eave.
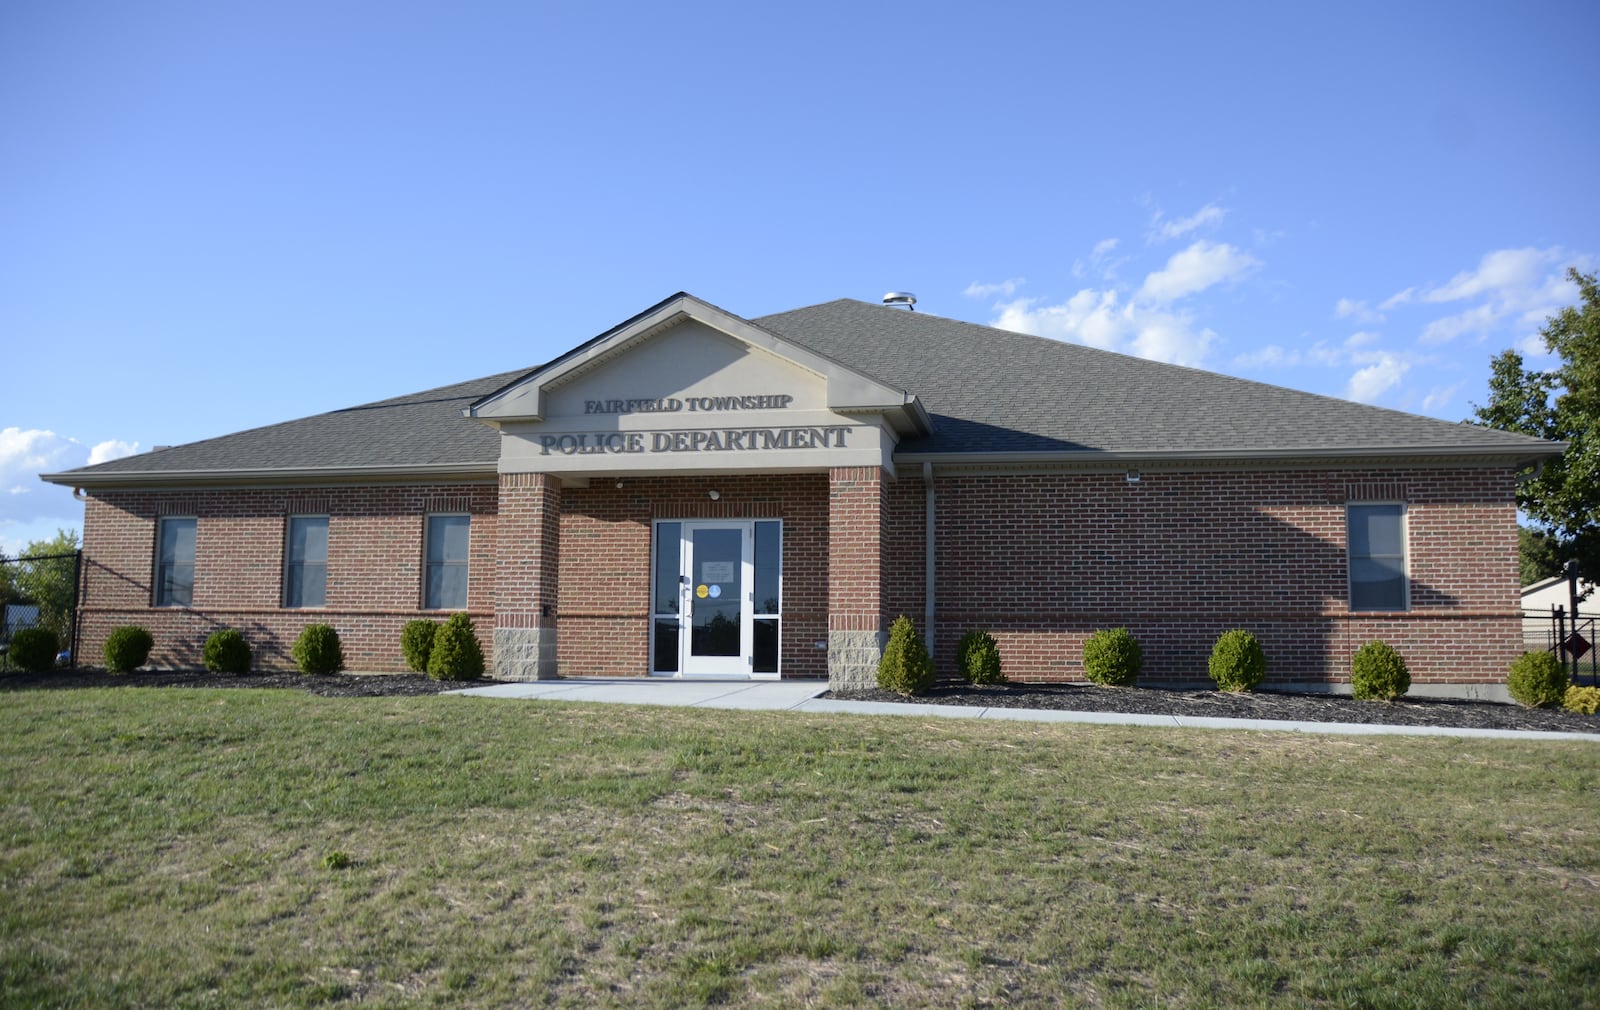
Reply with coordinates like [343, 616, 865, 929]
[894, 442, 1568, 469]
[40, 461, 499, 490]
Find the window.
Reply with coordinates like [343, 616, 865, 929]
[424, 514, 470, 609]
[284, 516, 328, 608]
[155, 517, 196, 607]
[1348, 504, 1406, 611]
[753, 520, 782, 674]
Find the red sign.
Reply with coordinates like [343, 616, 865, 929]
[1566, 633, 1591, 659]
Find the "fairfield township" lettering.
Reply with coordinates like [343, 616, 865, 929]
[583, 394, 794, 414]
[537, 425, 850, 456]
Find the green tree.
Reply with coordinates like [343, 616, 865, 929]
[1474, 268, 1600, 579]
[1519, 526, 1562, 586]
[7, 528, 81, 643]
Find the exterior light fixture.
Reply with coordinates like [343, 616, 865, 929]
[708, 490, 721, 500]
[1125, 470, 1141, 484]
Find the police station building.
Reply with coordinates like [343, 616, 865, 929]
[46, 293, 1563, 695]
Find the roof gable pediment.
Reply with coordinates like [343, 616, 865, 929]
[467, 293, 931, 436]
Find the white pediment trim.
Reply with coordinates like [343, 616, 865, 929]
[465, 293, 932, 436]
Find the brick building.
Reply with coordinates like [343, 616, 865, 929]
[44, 293, 1563, 696]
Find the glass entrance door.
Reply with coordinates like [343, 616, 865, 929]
[684, 524, 749, 676]
[651, 520, 783, 679]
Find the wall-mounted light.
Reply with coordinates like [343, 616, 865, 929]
[615, 480, 624, 490]
[1125, 470, 1141, 484]
[72, 487, 88, 501]
[708, 489, 721, 501]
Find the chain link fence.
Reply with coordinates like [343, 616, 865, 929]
[0, 550, 82, 670]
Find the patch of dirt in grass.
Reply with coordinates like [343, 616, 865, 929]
[827, 682, 1600, 735]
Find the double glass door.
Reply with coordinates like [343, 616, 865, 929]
[652, 520, 781, 678]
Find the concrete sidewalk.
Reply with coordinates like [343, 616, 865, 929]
[452, 678, 1600, 743]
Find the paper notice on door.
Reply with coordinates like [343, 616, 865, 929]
[701, 561, 735, 583]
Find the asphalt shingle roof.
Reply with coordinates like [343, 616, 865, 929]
[756, 299, 1552, 457]
[67, 370, 521, 476]
[52, 297, 1556, 484]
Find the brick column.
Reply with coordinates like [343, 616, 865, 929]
[494, 472, 562, 680]
[827, 465, 888, 689]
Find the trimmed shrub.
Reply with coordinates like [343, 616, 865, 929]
[9, 628, 59, 672]
[427, 613, 484, 681]
[1208, 629, 1266, 692]
[1507, 651, 1567, 708]
[1350, 640, 1410, 701]
[402, 619, 439, 673]
[292, 624, 344, 676]
[204, 628, 252, 674]
[1563, 685, 1600, 715]
[956, 630, 1004, 685]
[1081, 628, 1142, 687]
[103, 625, 154, 673]
[877, 615, 935, 696]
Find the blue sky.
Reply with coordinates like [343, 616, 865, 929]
[3, 0, 1597, 553]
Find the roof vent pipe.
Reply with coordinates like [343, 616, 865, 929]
[882, 292, 917, 311]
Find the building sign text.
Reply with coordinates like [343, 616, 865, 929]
[584, 394, 794, 415]
[537, 425, 852, 456]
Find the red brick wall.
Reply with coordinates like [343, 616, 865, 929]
[557, 473, 829, 678]
[929, 467, 1521, 686]
[494, 472, 561, 655]
[74, 462, 1521, 688]
[79, 483, 497, 671]
[883, 472, 929, 633]
[827, 466, 889, 637]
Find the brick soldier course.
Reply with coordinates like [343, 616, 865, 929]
[46, 293, 1562, 696]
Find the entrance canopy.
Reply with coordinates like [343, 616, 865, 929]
[466, 293, 933, 482]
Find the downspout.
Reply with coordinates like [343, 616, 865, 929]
[923, 462, 936, 654]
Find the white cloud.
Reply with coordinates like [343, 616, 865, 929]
[0, 429, 80, 504]
[964, 277, 1024, 299]
[1232, 345, 1297, 368]
[1148, 202, 1227, 243]
[88, 439, 140, 465]
[0, 427, 138, 529]
[1424, 247, 1564, 303]
[1419, 303, 1502, 345]
[1515, 333, 1552, 358]
[1137, 240, 1259, 304]
[1378, 287, 1415, 311]
[1072, 238, 1125, 281]
[993, 290, 1213, 366]
[1421, 383, 1464, 412]
[1335, 298, 1383, 323]
[1346, 353, 1410, 403]
[1230, 333, 1423, 407]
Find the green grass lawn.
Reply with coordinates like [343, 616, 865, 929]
[2, 689, 1597, 1009]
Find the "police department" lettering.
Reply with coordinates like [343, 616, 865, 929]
[537, 425, 850, 456]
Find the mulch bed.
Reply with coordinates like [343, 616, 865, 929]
[827, 682, 1600, 735]
[2, 668, 1596, 735]
[0, 668, 461, 698]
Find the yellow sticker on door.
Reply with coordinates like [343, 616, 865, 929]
[695, 584, 710, 599]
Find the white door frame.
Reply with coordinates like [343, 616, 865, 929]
[678, 521, 753, 677]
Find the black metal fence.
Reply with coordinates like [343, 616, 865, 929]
[0, 550, 82, 669]
[1523, 605, 1599, 688]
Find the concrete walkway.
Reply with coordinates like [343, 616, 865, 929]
[452, 678, 1600, 742]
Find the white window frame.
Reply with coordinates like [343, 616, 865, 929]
[153, 516, 197, 608]
[1346, 502, 1409, 612]
[423, 513, 471, 610]
[283, 515, 329, 609]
